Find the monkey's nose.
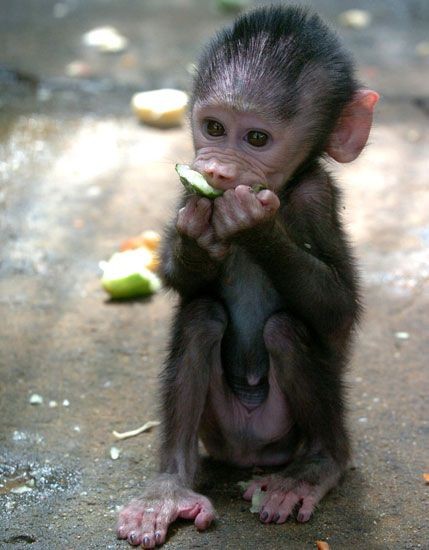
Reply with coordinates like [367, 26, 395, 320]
[203, 162, 237, 188]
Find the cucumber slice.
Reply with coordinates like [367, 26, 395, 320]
[100, 250, 161, 299]
[175, 164, 223, 199]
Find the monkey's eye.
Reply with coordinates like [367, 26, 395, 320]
[246, 130, 269, 147]
[205, 119, 225, 137]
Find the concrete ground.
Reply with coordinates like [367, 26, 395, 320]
[0, 1, 428, 549]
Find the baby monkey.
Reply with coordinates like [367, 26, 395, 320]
[117, 5, 378, 547]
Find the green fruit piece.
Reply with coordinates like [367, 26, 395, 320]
[251, 183, 267, 193]
[175, 163, 223, 199]
[100, 250, 161, 299]
[250, 487, 265, 513]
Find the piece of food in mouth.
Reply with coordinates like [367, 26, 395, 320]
[175, 164, 267, 198]
[100, 249, 161, 299]
[175, 164, 224, 199]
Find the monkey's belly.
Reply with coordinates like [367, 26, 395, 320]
[200, 367, 294, 467]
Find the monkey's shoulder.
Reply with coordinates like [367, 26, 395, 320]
[283, 168, 340, 216]
[281, 170, 350, 256]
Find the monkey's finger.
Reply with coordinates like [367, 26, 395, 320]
[259, 490, 284, 523]
[296, 494, 317, 523]
[234, 184, 266, 213]
[178, 210, 212, 241]
[140, 509, 160, 549]
[242, 479, 269, 500]
[117, 508, 143, 542]
[141, 533, 156, 549]
[180, 194, 199, 214]
[268, 491, 301, 524]
[193, 200, 213, 228]
[178, 197, 210, 224]
[256, 189, 280, 212]
[194, 503, 216, 530]
[153, 505, 178, 545]
[194, 196, 212, 213]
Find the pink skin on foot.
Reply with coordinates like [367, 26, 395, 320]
[117, 492, 215, 548]
[242, 475, 323, 524]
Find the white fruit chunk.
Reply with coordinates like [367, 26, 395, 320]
[131, 89, 188, 127]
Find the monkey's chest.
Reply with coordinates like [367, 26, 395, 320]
[219, 249, 282, 407]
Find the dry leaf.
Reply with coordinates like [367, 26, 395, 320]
[113, 421, 161, 440]
[316, 541, 330, 550]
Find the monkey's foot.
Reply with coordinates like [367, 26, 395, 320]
[242, 472, 339, 524]
[117, 486, 215, 548]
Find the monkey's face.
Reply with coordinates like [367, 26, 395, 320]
[191, 102, 311, 194]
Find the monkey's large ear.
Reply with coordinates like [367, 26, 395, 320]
[325, 90, 379, 163]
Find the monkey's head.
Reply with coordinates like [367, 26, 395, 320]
[190, 6, 378, 193]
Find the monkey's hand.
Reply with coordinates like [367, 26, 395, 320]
[213, 185, 280, 241]
[117, 475, 216, 547]
[176, 195, 230, 260]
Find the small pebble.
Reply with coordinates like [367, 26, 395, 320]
[110, 447, 121, 460]
[63, 399, 70, 407]
[29, 394, 44, 405]
[395, 332, 410, 340]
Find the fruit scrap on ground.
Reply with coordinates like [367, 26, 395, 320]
[100, 230, 162, 299]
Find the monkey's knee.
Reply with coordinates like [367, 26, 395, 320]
[263, 312, 308, 355]
[179, 297, 227, 346]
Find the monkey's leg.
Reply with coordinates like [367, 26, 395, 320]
[117, 298, 227, 547]
[241, 312, 350, 524]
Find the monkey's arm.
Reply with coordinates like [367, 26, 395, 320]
[215, 181, 359, 337]
[160, 195, 227, 296]
[160, 229, 219, 295]
[245, 217, 358, 336]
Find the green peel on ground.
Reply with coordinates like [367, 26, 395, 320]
[100, 250, 161, 299]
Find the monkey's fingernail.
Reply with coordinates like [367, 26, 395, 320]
[128, 532, 138, 544]
[143, 536, 150, 546]
[155, 531, 162, 543]
[261, 511, 268, 521]
[273, 513, 280, 522]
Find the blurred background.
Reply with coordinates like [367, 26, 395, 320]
[0, 1, 428, 549]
